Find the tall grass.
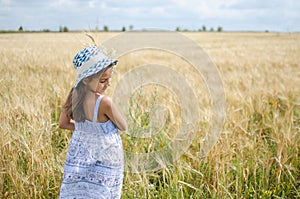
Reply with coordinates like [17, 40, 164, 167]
[0, 32, 299, 198]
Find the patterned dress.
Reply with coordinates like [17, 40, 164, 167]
[59, 95, 124, 199]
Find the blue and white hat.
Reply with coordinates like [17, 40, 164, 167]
[73, 45, 118, 87]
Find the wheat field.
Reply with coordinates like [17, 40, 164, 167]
[0, 32, 299, 198]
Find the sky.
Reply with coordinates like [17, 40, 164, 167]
[0, 0, 299, 32]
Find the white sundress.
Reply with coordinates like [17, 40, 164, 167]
[59, 95, 124, 199]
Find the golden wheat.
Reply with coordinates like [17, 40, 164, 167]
[0, 32, 299, 198]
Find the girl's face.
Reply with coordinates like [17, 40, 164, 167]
[85, 67, 113, 95]
[96, 67, 113, 94]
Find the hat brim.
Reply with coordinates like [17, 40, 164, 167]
[74, 58, 117, 88]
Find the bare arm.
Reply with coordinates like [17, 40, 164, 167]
[102, 96, 127, 131]
[59, 107, 75, 131]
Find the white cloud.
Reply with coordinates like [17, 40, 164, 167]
[50, 0, 76, 8]
[0, 0, 10, 5]
[0, 0, 299, 31]
[88, 0, 96, 8]
[0, 0, 11, 12]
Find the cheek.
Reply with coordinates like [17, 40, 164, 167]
[97, 83, 104, 90]
[89, 80, 98, 90]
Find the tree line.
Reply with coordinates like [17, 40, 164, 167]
[176, 25, 223, 32]
[2, 24, 223, 33]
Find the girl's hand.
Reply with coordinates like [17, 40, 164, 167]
[58, 108, 75, 131]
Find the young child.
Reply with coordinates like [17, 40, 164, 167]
[58, 45, 126, 199]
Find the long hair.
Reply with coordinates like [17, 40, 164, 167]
[63, 87, 74, 120]
[63, 65, 113, 122]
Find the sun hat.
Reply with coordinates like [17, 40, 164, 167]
[73, 45, 118, 87]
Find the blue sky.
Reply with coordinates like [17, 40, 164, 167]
[0, 0, 299, 32]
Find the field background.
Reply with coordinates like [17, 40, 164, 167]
[0, 32, 299, 198]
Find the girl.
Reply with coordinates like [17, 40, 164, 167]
[58, 45, 126, 199]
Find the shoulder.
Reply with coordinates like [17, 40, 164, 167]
[100, 95, 113, 110]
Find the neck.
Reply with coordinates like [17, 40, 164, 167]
[87, 88, 101, 97]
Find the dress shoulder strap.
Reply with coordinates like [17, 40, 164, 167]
[93, 95, 103, 122]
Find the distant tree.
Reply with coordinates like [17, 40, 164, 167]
[59, 26, 69, 32]
[122, 26, 126, 31]
[217, 26, 223, 32]
[210, 27, 214, 32]
[18, 26, 23, 32]
[176, 27, 180, 31]
[129, 25, 134, 31]
[202, 25, 206, 32]
[103, 25, 109, 32]
[43, 29, 50, 32]
[63, 26, 69, 32]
